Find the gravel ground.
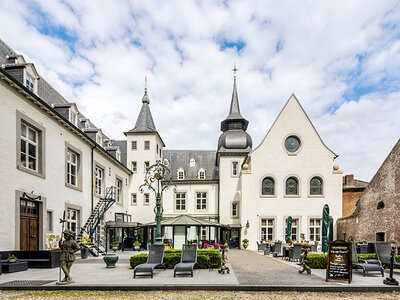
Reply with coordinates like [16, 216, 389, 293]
[0, 291, 399, 299]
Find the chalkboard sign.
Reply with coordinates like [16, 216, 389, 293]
[326, 240, 352, 284]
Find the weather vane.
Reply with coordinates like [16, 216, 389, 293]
[233, 62, 238, 85]
[144, 75, 147, 94]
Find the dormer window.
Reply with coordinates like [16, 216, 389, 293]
[96, 133, 103, 146]
[198, 169, 205, 179]
[70, 111, 77, 126]
[116, 149, 121, 161]
[177, 169, 185, 180]
[189, 158, 196, 167]
[25, 73, 35, 92]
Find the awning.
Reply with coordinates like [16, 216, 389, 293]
[105, 221, 143, 228]
[145, 215, 226, 227]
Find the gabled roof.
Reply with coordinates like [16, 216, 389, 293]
[250, 94, 338, 158]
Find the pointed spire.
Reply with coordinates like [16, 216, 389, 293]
[142, 75, 150, 104]
[223, 63, 246, 122]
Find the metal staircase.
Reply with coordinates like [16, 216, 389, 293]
[76, 186, 116, 257]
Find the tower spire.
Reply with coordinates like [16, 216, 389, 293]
[233, 62, 237, 86]
[144, 75, 147, 95]
[142, 75, 150, 104]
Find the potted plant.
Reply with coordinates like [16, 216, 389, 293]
[79, 236, 90, 259]
[242, 238, 249, 249]
[111, 241, 119, 252]
[7, 253, 18, 263]
[134, 241, 141, 251]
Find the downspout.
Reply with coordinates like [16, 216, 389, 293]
[91, 145, 95, 212]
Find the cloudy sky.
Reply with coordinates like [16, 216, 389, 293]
[1, 0, 400, 181]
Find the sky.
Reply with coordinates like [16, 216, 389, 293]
[1, 0, 400, 181]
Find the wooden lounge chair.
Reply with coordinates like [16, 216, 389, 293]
[133, 244, 166, 278]
[352, 242, 384, 277]
[174, 244, 197, 277]
[375, 242, 400, 268]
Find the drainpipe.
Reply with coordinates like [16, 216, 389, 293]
[91, 145, 95, 212]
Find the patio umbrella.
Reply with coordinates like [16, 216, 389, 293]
[286, 216, 292, 243]
[322, 204, 329, 253]
[328, 216, 334, 242]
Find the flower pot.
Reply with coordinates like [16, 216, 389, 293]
[111, 245, 119, 252]
[103, 253, 119, 268]
[81, 247, 89, 259]
[7, 259, 17, 263]
[242, 242, 249, 249]
[134, 245, 140, 251]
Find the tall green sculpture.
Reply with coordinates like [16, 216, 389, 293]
[286, 216, 292, 243]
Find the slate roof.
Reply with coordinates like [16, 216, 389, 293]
[113, 140, 127, 166]
[126, 91, 157, 133]
[163, 150, 218, 181]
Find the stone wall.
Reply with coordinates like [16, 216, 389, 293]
[342, 189, 363, 217]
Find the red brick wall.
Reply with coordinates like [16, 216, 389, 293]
[342, 190, 363, 217]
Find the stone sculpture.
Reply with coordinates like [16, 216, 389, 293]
[57, 229, 80, 285]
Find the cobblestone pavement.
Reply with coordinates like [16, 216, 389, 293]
[227, 250, 337, 286]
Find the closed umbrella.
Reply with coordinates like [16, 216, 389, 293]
[286, 216, 292, 243]
[328, 216, 334, 242]
[322, 204, 329, 253]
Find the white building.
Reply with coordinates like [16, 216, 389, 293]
[0, 39, 342, 252]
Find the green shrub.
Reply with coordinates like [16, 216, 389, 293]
[129, 248, 221, 269]
[308, 254, 327, 269]
[358, 253, 377, 260]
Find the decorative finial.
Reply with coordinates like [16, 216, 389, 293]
[144, 75, 147, 95]
[232, 62, 238, 86]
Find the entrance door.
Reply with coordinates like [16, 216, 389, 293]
[174, 226, 186, 250]
[231, 229, 240, 249]
[20, 199, 39, 250]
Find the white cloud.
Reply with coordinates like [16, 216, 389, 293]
[1, 0, 400, 181]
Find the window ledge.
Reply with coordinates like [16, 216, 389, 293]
[116, 202, 123, 206]
[260, 195, 277, 198]
[283, 195, 301, 198]
[65, 182, 82, 192]
[131, 203, 137, 206]
[143, 203, 150, 206]
[17, 165, 46, 179]
[308, 194, 325, 198]
[94, 193, 104, 198]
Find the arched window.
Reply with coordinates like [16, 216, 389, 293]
[262, 177, 275, 195]
[377, 201, 385, 210]
[198, 169, 205, 179]
[310, 177, 323, 195]
[177, 169, 185, 180]
[286, 177, 299, 195]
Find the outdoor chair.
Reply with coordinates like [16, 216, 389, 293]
[174, 244, 197, 277]
[375, 242, 400, 268]
[133, 244, 166, 278]
[288, 243, 302, 261]
[310, 243, 318, 252]
[273, 241, 282, 256]
[352, 242, 384, 277]
[257, 241, 267, 251]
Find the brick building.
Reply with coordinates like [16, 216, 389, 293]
[337, 139, 400, 242]
[342, 174, 368, 217]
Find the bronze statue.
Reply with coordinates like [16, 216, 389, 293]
[57, 229, 80, 284]
[299, 247, 311, 275]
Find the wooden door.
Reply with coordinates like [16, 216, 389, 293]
[20, 217, 29, 250]
[29, 218, 39, 250]
[20, 199, 39, 250]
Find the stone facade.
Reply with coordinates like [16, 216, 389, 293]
[337, 139, 400, 242]
[342, 174, 368, 217]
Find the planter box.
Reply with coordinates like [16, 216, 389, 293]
[0, 250, 60, 268]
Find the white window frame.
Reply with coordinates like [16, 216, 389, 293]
[260, 218, 274, 242]
[20, 122, 38, 172]
[198, 169, 205, 179]
[131, 193, 137, 205]
[144, 161, 150, 173]
[175, 192, 186, 211]
[25, 73, 35, 92]
[66, 149, 78, 187]
[144, 193, 150, 205]
[69, 110, 77, 126]
[131, 161, 137, 172]
[66, 208, 79, 238]
[95, 165, 104, 196]
[196, 192, 207, 211]
[177, 169, 185, 180]
[309, 218, 321, 242]
[116, 177, 123, 203]
[232, 202, 239, 218]
[96, 133, 103, 146]
[144, 140, 150, 150]
[131, 140, 137, 150]
[232, 161, 238, 176]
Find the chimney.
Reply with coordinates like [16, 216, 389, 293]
[345, 174, 354, 186]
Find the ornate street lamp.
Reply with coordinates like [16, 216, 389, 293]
[139, 160, 175, 245]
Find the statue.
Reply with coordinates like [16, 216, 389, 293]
[57, 229, 80, 285]
[298, 247, 311, 275]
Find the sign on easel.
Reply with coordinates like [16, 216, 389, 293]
[326, 240, 352, 284]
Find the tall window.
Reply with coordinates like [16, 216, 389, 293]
[47, 211, 53, 232]
[144, 161, 150, 172]
[286, 177, 299, 195]
[198, 169, 205, 179]
[232, 202, 238, 217]
[144, 140, 150, 150]
[200, 227, 207, 240]
[95, 166, 104, 195]
[116, 178, 122, 203]
[131, 161, 137, 172]
[232, 162, 238, 176]
[177, 169, 185, 180]
[20, 122, 38, 171]
[144, 193, 150, 205]
[25, 73, 35, 92]
[67, 149, 78, 186]
[66, 208, 79, 238]
[131, 141, 137, 150]
[131, 193, 137, 205]
[196, 192, 207, 210]
[261, 177, 275, 195]
[309, 218, 321, 242]
[96, 133, 102, 145]
[261, 219, 274, 241]
[310, 177, 323, 195]
[285, 218, 299, 241]
[175, 192, 186, 211]
[70, 110, 77, 126]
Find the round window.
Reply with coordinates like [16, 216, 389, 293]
[285, 136, 301, 153]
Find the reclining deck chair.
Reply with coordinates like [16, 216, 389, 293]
[133, 244, 166, 278]
[174, 244, 197, 277]
[352, 242, 384, 277]
[375, 242, 400, 268]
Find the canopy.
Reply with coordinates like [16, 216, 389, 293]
[322, 204, 330, 253]
[145, 214, 226, 227]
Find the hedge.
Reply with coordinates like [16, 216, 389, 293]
[307, 254, 400, 269]
[129, 249, 221, 269]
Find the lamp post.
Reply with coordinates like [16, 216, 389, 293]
[139, 160, 175, 245]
